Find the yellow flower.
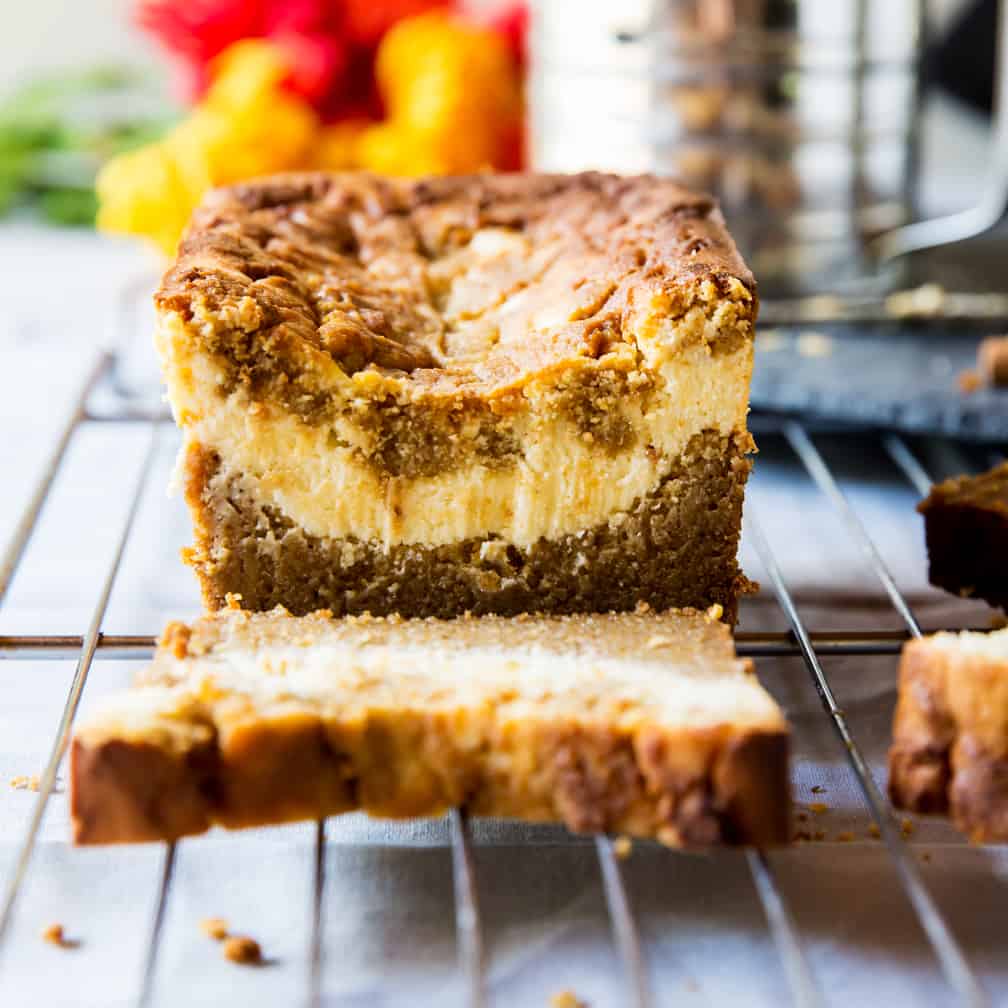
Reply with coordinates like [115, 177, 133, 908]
[96, 143, 203, 256]
[98, 40, 317, 254]
[197, 40, 317, 181]
[97, 17, 524, 252]
[310, 121, 368, 172]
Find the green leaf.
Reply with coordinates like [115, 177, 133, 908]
[37, 187, 98, 227]
[0, 63, 176, 225]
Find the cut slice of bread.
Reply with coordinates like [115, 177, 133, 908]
[890, 626, 1008, 841]
[71, 605, 789, 847]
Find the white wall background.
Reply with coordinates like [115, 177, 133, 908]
[3, 0, 160, 93]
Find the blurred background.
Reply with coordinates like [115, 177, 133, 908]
[1, 0, 1006, 300]
[0, 4, 1001, 256]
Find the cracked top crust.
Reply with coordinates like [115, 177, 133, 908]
[155, 172, 756, 401]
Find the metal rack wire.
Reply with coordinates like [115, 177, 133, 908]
[0, 348, 999, 1007]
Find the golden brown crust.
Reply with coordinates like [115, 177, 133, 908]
[70, 736, 216, 844]
[72, 608, 788, 847]
[155, 171, 756, 407]
[889, 630, 1008, 840]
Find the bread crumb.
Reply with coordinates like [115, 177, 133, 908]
[41, 923, 78, 949]
[921, 851, 932, 863]
[901, 817, 915, 838]
[810, 785, 825, 794]
[868, 824, 881, 839]
[836, 831, 855, 843]
[796, 811, 808, 822]
[613, 836, 633, 860]
[200, 917, 229, 941]
[796, 331, 832, 358]
[223, 935, 262, 965]
[644, 635, 674, 650]
[10, 775, 48, 793]
[808, 802, 828, 814]
[550, 991, 588, 1008]
[758, 328, 786, 352]
[958, 369, 983, 394]
[813, 830, 826, 842]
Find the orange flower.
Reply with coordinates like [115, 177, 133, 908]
[361, 12, 522, 175]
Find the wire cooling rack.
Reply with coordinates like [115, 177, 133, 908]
[0, 348, 1002, 1008]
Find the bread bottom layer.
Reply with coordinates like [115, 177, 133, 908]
[72, 721, 788, 847]
[182, 429, 754, 622]
[890, 739, 1008, 842]
[889, 634, 1008, 841]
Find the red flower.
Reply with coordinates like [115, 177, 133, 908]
[487, 2, 528, 69]
[137, 0, 264, 64]
[135, 0, 529, 127]
[262, 0, 338, 34]
[273, 30, 348, 104]
[341, 0, 452, 47]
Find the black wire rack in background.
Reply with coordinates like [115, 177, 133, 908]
[0, 348, 1000, 1008]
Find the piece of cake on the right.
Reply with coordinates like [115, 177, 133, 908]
[889, 626, 1008, 840]
[917, 460, 1008, 612]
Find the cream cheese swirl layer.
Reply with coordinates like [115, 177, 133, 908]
[159, 313, 752, 548]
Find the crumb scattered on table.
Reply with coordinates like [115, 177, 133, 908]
[550, 990, 588, 1008]
[10, 775, 41, 792]
[958, 369, 982, 394]
[921, 851, 932, 863]
[796, 331, 832, 358]
[613, 836, 633, 860]
[901, 817, 915, 838]
[200, 917, 229, 941]
[868, 824, 881, 839]
[808, 802, 828, 815]
[836, 831, 854, 843]
[758, 328, 785, 352]
[810, 785, 825, 794]
[223, 935, 262, 965]
[41, 923, 78, 949]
